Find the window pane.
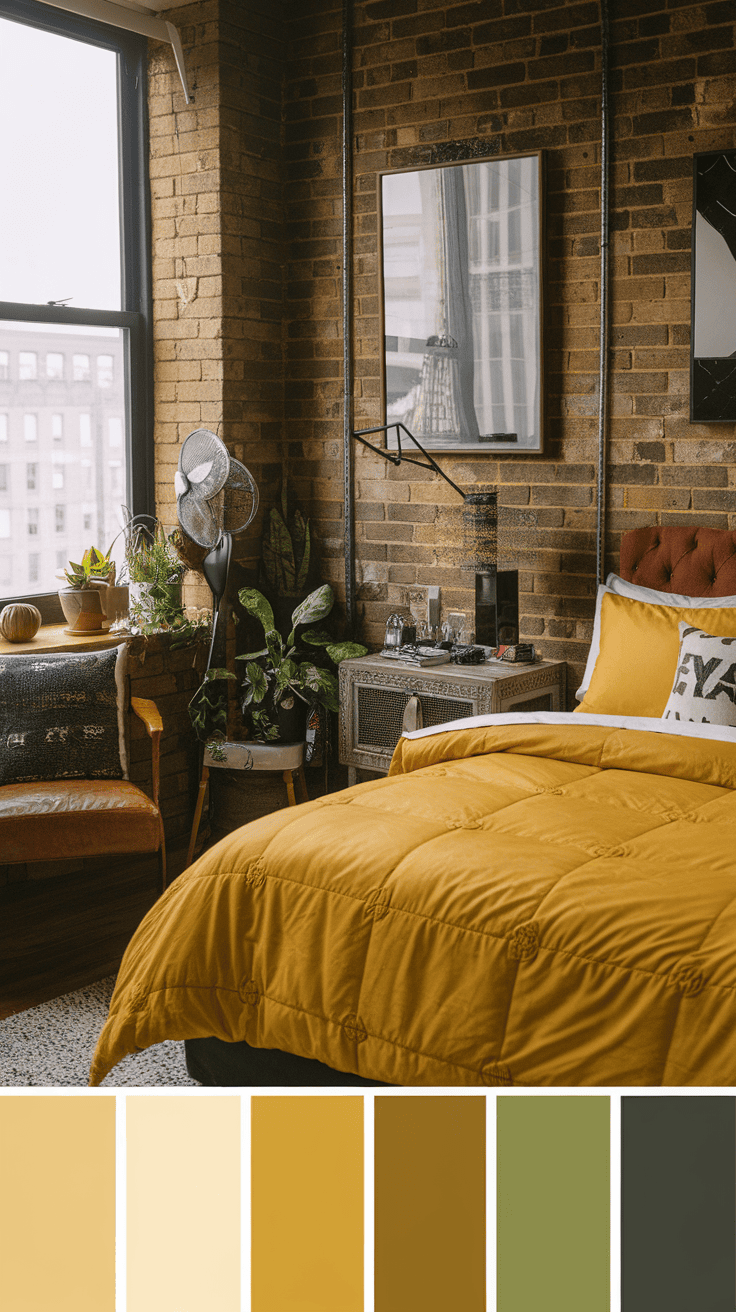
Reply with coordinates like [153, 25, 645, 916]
[0, 464, 7, 491]
[0, 415, 7, 441]
[19, 352, 37, 381]
[46, 352, 64, 380]
[74, 355, 91, 382]
[97, 355, 114, 387]
[0, 18, 120, 310]
[0, 321, 128, 599]
[0, 353, 8, 381]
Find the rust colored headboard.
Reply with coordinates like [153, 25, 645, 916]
[620, 526, 736, 596]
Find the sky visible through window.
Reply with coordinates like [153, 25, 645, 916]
[0, 16, 120, 310]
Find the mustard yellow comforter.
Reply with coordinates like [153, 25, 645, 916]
[90, 722, 736, 1087]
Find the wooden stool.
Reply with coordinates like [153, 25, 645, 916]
[187, 739, 309, 866]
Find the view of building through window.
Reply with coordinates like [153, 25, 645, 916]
[0, 5, 146, 605]
[0, 322, 127, 595]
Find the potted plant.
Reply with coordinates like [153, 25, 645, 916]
[124, 518, 189, 635]
[58, 545, 115, 632]
[236, 583, 367, 742]
[257, 482, 318, 639]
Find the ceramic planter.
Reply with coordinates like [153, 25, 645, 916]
[58, 588, 106, 633]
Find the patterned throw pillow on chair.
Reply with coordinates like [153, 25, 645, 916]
[0, 644, 128, 785]
[662, 623, 736, 726]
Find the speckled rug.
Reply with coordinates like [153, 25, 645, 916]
[0, 977, 198, 1087]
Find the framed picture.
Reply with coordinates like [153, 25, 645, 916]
[380, 151, 544, 453]
[691, 149, 736, 421]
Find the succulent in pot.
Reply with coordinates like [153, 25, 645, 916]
[236, 583, 368, 743]
[58, 545, 115, 632]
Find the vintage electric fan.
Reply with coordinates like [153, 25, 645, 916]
[175, 428, 259, 668]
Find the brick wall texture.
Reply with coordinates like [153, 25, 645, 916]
[152, 0, 736, 702]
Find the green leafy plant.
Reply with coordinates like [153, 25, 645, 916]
[125, 520, 186, 587]
[188, 667, 236, 742]
[261, 482, 311, 595]
[236, 583, 367, 741]
[63, 545, 114, 589]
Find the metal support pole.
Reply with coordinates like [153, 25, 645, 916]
[342, 0, 356, 631]
[596, 0, 610, 585]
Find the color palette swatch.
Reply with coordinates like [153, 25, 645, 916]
[375, 1096, 486, 1312]
[0, 1096, 116, 1312]
[497, 1095, 610, 1312]
[251, 1096, 364, 1312]
[2, 1093, 735, 1311]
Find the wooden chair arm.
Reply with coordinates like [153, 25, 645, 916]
[131, 697, 164, 736]
[131, 697, 163, 809]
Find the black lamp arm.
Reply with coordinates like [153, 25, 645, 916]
[352, 422, 465, 499]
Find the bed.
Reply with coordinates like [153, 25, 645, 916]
[90, 526, 736, 1087]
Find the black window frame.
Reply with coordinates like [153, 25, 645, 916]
[0, 0, 153, 619]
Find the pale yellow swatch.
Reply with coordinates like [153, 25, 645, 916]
[0, 1095, 115, 1312]
[127, 1095, 240, 1312]
[252, 1096, 363, 1312]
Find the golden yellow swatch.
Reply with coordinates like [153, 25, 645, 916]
[0, 1095, 116, 1312]
[251, 1096, 363, 1312]
[127, 1095, 240, 1312]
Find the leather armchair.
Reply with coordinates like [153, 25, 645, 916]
[0, 695, 167, 890]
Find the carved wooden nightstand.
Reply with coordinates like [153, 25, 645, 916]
[339, 653, 566, 784]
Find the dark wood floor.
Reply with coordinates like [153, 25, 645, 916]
[0, 843, 189, 1019]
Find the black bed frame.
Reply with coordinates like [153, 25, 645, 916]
[185, 1036, 391, 1087]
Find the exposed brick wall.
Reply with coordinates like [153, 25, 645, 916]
[149, 1, 736, 705]
[151, 0, 287, 613]
[281, 0, 736, 699]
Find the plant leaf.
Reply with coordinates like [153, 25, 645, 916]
[300, 628, 333, 647]
[244, 661, 269, 704]
[325, 641, 369, 664]
[291, 584, 333, 631]
[234, 647, 268, 662]
[296, 521, 311, 591]
[238, 587, 276, 635]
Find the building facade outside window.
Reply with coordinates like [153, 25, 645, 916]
[0, 0, 152, 611]
[18, 351, 37, 380]
[46, 352, 64, 380]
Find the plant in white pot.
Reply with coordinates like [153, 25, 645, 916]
[236, 583, 367, 742]
[58, 546, 114, 632]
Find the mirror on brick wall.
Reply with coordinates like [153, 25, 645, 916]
[379, 151, 543, 453]
[691, 149, 736, 421]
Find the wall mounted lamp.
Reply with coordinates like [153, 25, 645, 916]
[352, 423, 518, 645]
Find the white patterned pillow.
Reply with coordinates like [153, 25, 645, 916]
[662, 624, 736, 726]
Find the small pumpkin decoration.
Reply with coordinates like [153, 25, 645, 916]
[0, 603, 42, 642]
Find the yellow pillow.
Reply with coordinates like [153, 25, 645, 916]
[575, 592, 736, 718]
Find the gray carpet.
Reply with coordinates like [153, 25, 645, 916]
[0, 977, 198, 1087]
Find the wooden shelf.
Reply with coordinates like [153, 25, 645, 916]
[0, 624, 130, 657]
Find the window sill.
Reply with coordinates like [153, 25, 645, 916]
[0, 624, 130, 656]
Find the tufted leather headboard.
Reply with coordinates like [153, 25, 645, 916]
[620, 526, 736, 596]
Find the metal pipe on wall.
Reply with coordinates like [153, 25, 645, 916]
[596, 0, 611, 584]
[342, 0, 356, 631]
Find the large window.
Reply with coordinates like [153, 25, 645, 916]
[0, 0, 152, 613]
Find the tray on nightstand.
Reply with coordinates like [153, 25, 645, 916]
[338, 653, 566, 783]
